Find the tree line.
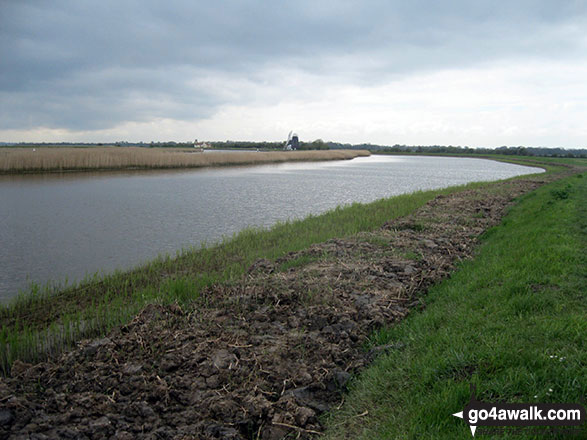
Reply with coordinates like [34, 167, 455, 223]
[326, 143, 587, 158]
[3, 141, 584, 157]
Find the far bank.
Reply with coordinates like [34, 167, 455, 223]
[0, 147, 369, 174]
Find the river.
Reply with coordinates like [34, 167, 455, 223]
[0, 155, 542, 301]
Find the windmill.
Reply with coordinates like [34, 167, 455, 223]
[284, 131, 299, 150]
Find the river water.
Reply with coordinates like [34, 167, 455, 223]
[0, 155, 542, 301]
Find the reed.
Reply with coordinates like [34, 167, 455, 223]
[0, 147, 369, 174]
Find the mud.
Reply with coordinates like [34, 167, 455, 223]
[0, 174, 566, 439]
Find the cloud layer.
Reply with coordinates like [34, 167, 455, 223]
[1, 0, 586, 146]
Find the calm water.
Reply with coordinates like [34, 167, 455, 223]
[0, 155, 542, 301]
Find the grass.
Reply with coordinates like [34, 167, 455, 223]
[0, 147, 369, 174]
[323, 171, 586, 438]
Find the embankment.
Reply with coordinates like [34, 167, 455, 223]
[0, 157, 583, 439]
[324, 160, 586, 439]
[0, 148, 369, 174]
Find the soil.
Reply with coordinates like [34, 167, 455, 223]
[0, 172, 571, 439]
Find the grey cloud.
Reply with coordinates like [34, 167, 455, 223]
[0, 66, 220, 130]
[1, 0, 586, 131]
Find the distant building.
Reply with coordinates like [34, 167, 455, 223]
[284, 131, 299, 150]
[194, 139, 211, 151]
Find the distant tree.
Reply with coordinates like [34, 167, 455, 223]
[311, 139, 328, 150]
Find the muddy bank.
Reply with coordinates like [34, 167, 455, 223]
[0, 173, 566, 439]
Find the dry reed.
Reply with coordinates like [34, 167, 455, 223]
[0, 148, 370, 174]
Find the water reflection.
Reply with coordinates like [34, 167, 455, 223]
[0, 155, 542, 301]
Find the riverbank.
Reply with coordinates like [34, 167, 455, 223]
[0, 147, 369, 174]
[324, 162, 586, 439]
[1, 157, 583, 438]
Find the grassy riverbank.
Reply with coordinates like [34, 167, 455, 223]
[0, 157, 579, 379]
[0, 147, 368, 174]
[0, 179, 493, 375]
[324, 166, 586, 438]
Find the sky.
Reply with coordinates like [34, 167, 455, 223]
[1, 0, 586, 148]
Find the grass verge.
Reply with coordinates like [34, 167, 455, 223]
[323, 170, 586, 438]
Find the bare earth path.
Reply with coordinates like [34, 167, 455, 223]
[0, 171, 570, 439]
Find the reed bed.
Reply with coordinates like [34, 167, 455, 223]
[0, 147, 369, 173]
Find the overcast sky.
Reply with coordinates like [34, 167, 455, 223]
[1, 1, 586, 147]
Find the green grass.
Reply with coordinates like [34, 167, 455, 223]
[324, 173, 586, 439]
